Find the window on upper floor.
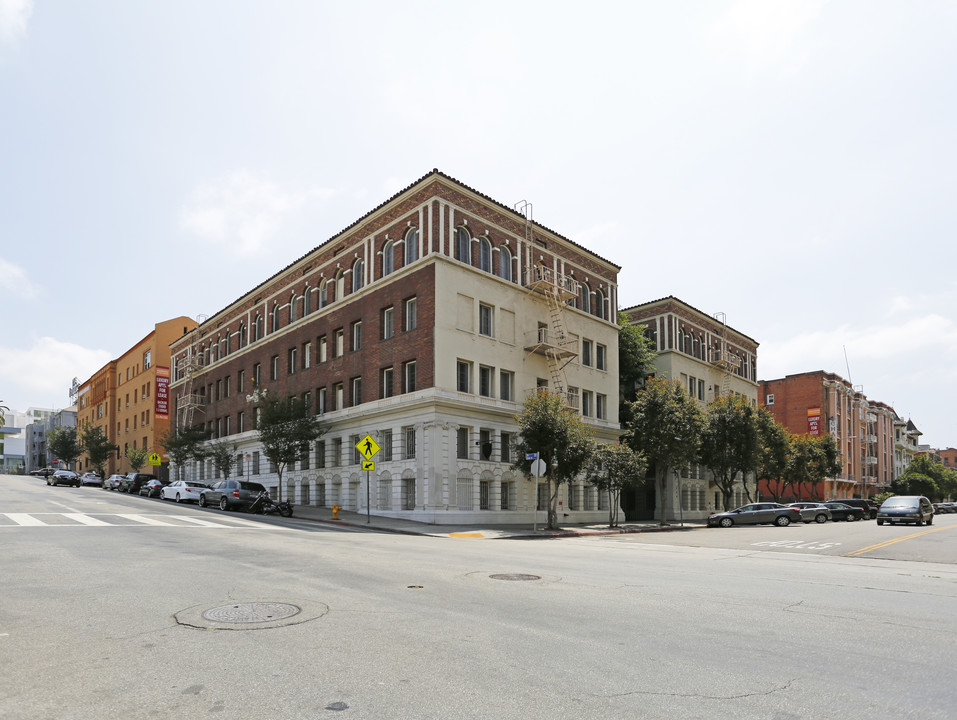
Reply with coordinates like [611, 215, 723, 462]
[478, 237, 492, 273]
[352, 258, 364, 293]
[455, 226, 471, 263]
[497, 245, 513, 282]
[404, 228, 418, 265]
[382, 241, 395, 277]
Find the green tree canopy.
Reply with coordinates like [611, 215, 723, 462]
[617, 312, 658, 427]
[625, 377, 704, 525]
[699, 394, 760, 511]
[755, 407, 791, 502]
[47, 426, 81, 469]
[159, 425, 210, 480]
[512, 390, 596, 529]
[206, 441, 236, 482]
[78, 424, 118, 478]
[125, 446, 150, 473]
[893, 454, 947, 499]
[585, 443, 647, 527]
[257, 396, 324, 502]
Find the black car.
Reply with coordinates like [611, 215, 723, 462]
[119, 473, 156, 494]
[200, 479, 269, 511]
[822, 502, 867, 521]
[831, 498, 876, 519]
[139, 479, 171, 498]
[877, 496, 935, 526]
[47, 470, 80, 487]
[31, 468, 54, 477]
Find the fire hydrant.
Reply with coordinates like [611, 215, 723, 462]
[332, 504, 341, 520]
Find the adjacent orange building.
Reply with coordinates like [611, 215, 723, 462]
[76, 317, 196, 478]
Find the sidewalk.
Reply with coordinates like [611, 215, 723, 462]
[290, 503, 705, 539]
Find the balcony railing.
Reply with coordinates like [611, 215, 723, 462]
[524, 327, 578, 359]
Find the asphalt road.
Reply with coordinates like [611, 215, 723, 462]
[3, 474, 956, 720]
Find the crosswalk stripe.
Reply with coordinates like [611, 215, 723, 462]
[6, 513, 47, 526]
[114, 514, 179, 526]
[62, 513, 113, 526]
[175, 516, 237, 527]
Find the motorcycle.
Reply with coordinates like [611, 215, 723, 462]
[248, 490, 294, 518]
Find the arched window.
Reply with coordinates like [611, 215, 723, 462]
[289, 295, 299, 322]
[404, 228, 418, 265]
[478, 237, 492, 273]
[455, 227, 471, 263]
[382, 241, 395, 277]
[352, 258, 364, 293]
[335, 270, 344, 301]
[318, 280, 327, 308]
[238, 323, 247, 348]
[271, 304, 281, 332]
[497, 245, 513, 282]
[253, 314, 262, 341]
[595, 289, 606, 319]
[581, 284, 592, 314]
[304, 287, 312, 315]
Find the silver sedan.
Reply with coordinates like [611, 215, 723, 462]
[788, 502, 832, 524]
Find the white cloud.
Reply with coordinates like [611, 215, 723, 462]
[0, 0, 32, 46]
[705, 0, 830, 76]
[180, 170, 336, 256]
[0, 256, 38, 299]
[0, 337, 112, 410]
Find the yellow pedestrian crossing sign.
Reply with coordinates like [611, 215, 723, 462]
[362, 460, 375, 472]
[148, 453, 162, 466]
[356, 434, 380, 460]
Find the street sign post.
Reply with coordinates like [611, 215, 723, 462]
[355, 435, 381, 523]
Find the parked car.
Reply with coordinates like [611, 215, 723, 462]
[30, 468, 54, 477]
[933, 501, 955, 514]
[821, 502, 867, 522]
[200, 479, 269, 512]
[707, 503, 803, 528]
[80, 472, 103, 487]
[103, 474, 125, 490]
[118, 473, 156, 494]
[139, 479, 170, 498]
[877, 496, 935, 526]
[787, 502, 832, 524]
[831, 498, 876, 519]
[160, 480, 209, 503]
[47, 470, 80, 487]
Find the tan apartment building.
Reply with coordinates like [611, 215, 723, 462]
[76, 317, 197, 478]
[622, 296, 760, 522]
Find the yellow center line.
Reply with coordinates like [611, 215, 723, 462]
[843, 524, 954, 556]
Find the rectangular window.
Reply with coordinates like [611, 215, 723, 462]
[351, 377, 362, 407]
[224, 376, 230, 398]
[596, 344, 606, 371]
[382, 430, 393, 461]
[499, 371, 513, 401]
[252, 451, 260, 474]
[582, 340, 593, 367]
[766, 394, 775, 405]
[698, 379, 705, 401]
[381, 367, 394, 399]
[479, 365, 493, 397]
[238, 370, 245, 393]
[480, 480, 491, 510]
[303, 342, 311, 370]
[317, 387, 327, 414]
[382, 307, 394, 339]
[405, 297, 417, 331]
[479, 429, 492, 460]
[404, 361, 416, 393]
[318, 336, 327, 363]
[143, 350, 152, 369]
[456, 360, 471, 393]
[457, 427, 469, 459]
[271, 355, 279, 380]
[333, 438, 342, 467]
[334, 383, 343, 411]
[335, 329, 344, 357]
[500, 432, 511, 463]
[316, 440, 326, 469]
[216, 379, 222, 401]
[238, 411, 245, 433]
[350, 434, 361, 465]
[479, 303, 493, 337]
[582, 390, 592, 417]
[253, 363, 261, 387]
[500, 481, 510, 510]
[404, 426, 416, 459]
[352, 321, 362, 351]
[288, 347, 297, 374]
[597, 394, 607, 420]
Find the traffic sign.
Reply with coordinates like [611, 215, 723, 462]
[525, 453, 539, 460]
[362, 460, 375, 472]
[148, 453, 162, 466]
[356, 434, 380, 460]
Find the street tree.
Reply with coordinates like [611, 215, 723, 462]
[125, 446, 149, 473]
[206, 441, 236, 482]
[158, 425, 210, 480]
[782, 434, 842, 500]
[625, 377, 704, 525]
[47, 426, 81, 470]
[585, 443, 647, 527]
[512, 390, 596, 530]
[699, 394, 760, 511]
[78, 424, 118, 478]
[753, 408, 791, 502]
[617, 312, 658, 428]
[257, 396, 324, 502]
[893, 455, 944, 499]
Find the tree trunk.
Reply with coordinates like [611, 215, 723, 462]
[656, 466, 670, 525]
[547, 476, 557, 529]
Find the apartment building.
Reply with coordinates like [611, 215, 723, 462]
[76, 318, 197, 478]
[169, 170, 622, 525]
[759, 371, 897, 501]
[622, 297, 760, 522]
[894, 417, 922, 478]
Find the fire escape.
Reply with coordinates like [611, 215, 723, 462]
[175, 331, 206, 430]
[710, 312, 740, 398]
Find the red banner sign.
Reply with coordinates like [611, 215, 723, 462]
[155, 366, 170, 421]
[807, 407, 821, 436]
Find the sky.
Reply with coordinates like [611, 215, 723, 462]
[2, 1, 956, 447]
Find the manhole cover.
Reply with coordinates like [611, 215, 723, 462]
[489, 573, 541, 581]
[202, 602, 301, 623]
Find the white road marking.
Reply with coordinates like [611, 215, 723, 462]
[5, 514, 47, 526]
[61, 513, 113, 526]
[115, 514, 181, 526]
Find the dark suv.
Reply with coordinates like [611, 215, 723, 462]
[200, 479, 268, 511]
[119, 473, 156, 494]
[832, 498, 875, 519]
